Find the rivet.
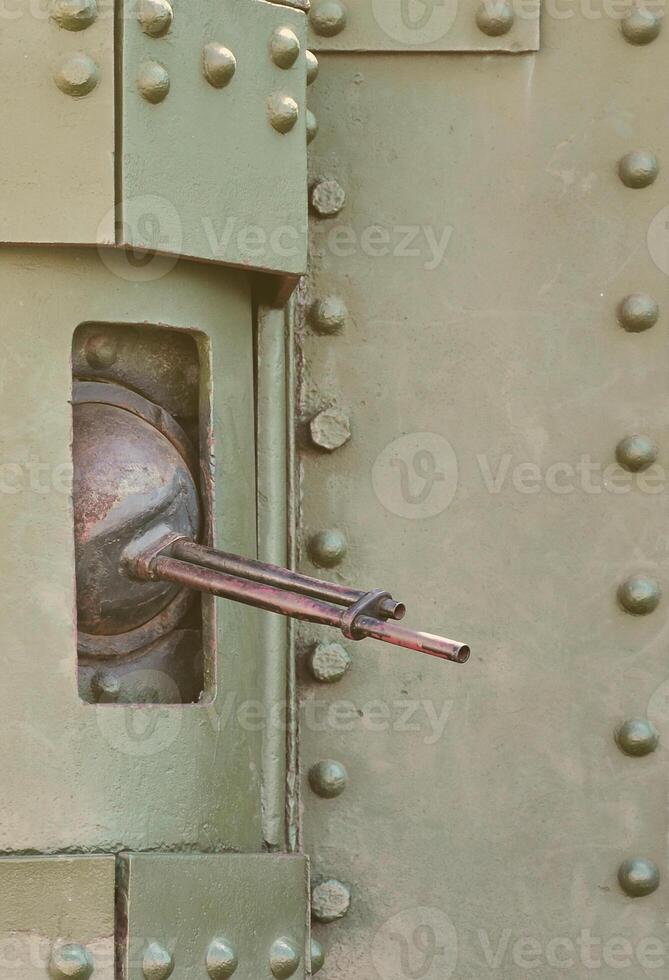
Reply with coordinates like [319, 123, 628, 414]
[308, 640, 352, 683]
[618, 150, 659, 188]
[306, 50, 320, 85]
[308, 529, 347, 568]
[271, 27, 301, 68]
[54, 53, 99, 97]
[617, 293, 659, 332]
[142, 942, 174, 980]
[310, 939, 325, 975]
[269, 938, 301, 979]
[311, 878, 351, 923]
[615, 719, 659, 757]
[621, 6, 661, 43]
[203, 44, 237, 88]
[618, 857, 660, 897]
[306, 109, 319, 144]
[618, 575, 661, 615]
[91, 669, 121, 703]
[309, 759, 348, 798]
[206, 938, 238, 979]
[309, 0, 347, 36]
[310, 296, 348, 334]
[50, 0, 97, 31]
[268, 93, 299, 134]
[310, 408, 351, 452]
[84, 333, 118, 369]
[137, 0, 173, 37]
[475, 1, 514, 35]
[49, 944, 94, 980]
[137, 62, 170, 103]
[311, 178, 346, 217]
[615, 435, 658, 472]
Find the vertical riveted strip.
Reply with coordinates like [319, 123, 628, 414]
[257, 304, 290, 850]
[286, 291, 301, 854]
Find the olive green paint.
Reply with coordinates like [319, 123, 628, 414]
[300, 27, 669, 980]
[306, 0, 539, 52]
[120, 0, 308, 274]
[257, 305, 290, 850]
[0, 0, 115, 244]
[118, 853, 308, 979]
[0, 247, 262, 854]
[0, 1, 307, 277]
[0, 856, 115, 979]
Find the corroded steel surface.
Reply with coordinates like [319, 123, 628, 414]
[72, 381, 200, 645]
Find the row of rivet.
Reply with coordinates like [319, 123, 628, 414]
[307, 0, 516, 38]
[616, 152, 659, 340]
[52, 1, 319, 140]
[54, 47, 304, 135]
[47, 937, 325, 978]
[302, 58, 351, 939]
[308, 0, 661, 41]
[141, 936, 304, 979]
[613, 35, 661, 900]
[614, 147, 660, 635]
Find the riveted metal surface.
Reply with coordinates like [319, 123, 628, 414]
[0, 856, 114, 980]
[306, 0, 539, 52]
[118, 853, 308, 980]
[0, 0, 114, 244]
[0, 247, 261, 853]
[299, 12, 669, 980]
[120, 0, 308, 275]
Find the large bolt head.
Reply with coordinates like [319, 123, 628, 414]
[206, 937, 238, 978]
[137, 61, 170, 103]
[309, 0, 347, 36]
[309, 759, 348, 798]
[311, 179, 346, 217]
[142, 942, 174, 979]
[310, 409, 351, 451]
[618, 857, 660, 897]
[54, 53, 99, 97]
[617, 293, 659, 332]
[621, 7, 661, 43]
[308, 529, 347, 568]
[615, 435, 658, 472]
[270, 27, 301, 68]
[203, 43, 237, 88]
[618, 575, 661, 615]
[618, 150, 659, 188]
[50, 0, 97, 30]
[269, 938, 301, 979]
[137, 0, 173, 37]
[306, 110, 319, 145]
[48, 944, 94, 980]
[308, 640, 352, 683]
[311, 878, 351, 922]
[615, 719, 659, 757]
[306, 50, 320, 85]
[310, 939, 325, 975]
[310, 296, 348, 335]
[475, 0, 514, 34]
[268, 93, 299, 134]
[202, 41, 237, 88]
